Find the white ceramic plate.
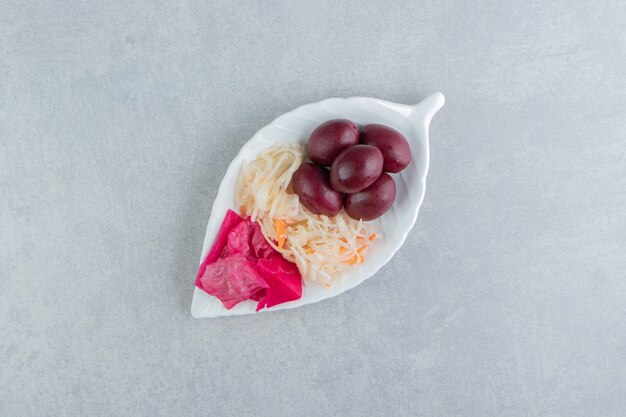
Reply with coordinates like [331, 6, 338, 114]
[191, 92, 445, 318]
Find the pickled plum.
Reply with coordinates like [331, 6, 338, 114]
[307, 119, 359, 166]
[295, 120, 408, 222]
[344, 173, 396, 221]
[291, 163, 343, 216]
[330, 145, 383, 193]
[359, 124, 411, 173]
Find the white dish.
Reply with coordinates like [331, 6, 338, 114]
[191, 92, 445, 318]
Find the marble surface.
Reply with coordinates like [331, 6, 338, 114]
[1, 1, 625, 416]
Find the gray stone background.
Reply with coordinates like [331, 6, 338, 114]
[1, 1, 625, 416]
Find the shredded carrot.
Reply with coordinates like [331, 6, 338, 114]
[240, 206, 247, 217]
[355, 233, 377, 244]
[346, 254, 363, 265]
[275, 219, 287, 248]
[302, 244, 315, 254]
[340, 244, 368, 256]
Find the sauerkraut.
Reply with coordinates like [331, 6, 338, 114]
[236, 144, 376, 285]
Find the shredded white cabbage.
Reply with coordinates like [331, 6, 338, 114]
[236, 144, 377, 285]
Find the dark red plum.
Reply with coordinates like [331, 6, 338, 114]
[330, 145, 383, 194]
[344, 173, 396, 221]
[291, 163, 343, 217]
[307, 119, 359, 166]
[359, 124, 411, 173]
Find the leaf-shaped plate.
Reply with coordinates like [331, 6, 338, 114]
[191, 92, 445, 318]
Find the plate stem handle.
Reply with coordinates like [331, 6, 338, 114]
[409, 92, 445, 130]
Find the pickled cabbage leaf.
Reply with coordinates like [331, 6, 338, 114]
[199, 253, 268, 310]
[253, 256, 302, 311]
[195, 209, 302, 311]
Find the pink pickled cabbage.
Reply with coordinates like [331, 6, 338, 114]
[253, 256, 302, 311]
[195, 209, 243, 287]
[226, 220, 254, 260]
[196, 209, 302, 311]
[199, 254, 268, 309]
[251, 222, 274, 259]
